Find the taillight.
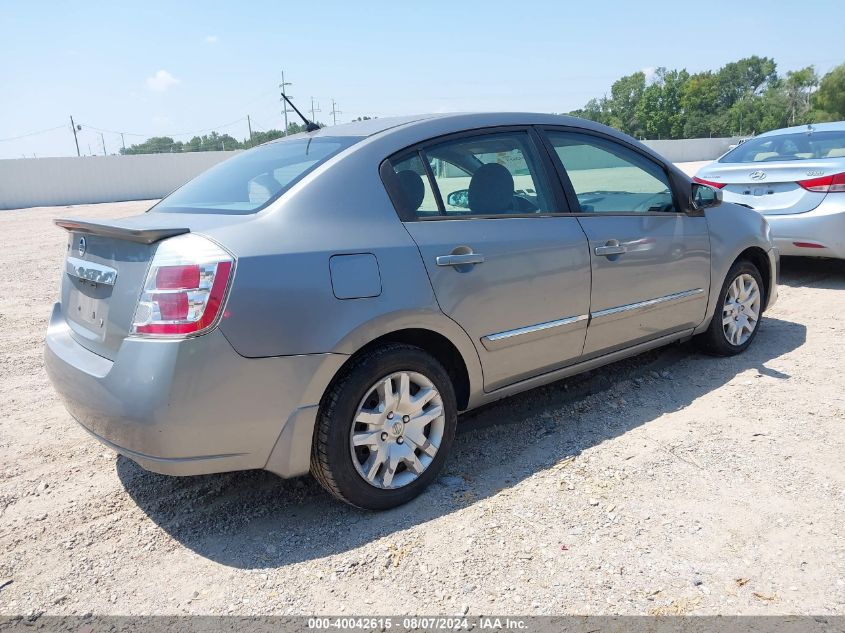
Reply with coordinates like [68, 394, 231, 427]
[131, 234, 234, 337]
[797, 172, 845, 193]
[693, 176, 726, 189]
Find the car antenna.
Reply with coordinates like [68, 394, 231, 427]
[281, 94, 320, 132]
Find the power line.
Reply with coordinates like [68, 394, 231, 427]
[2, 74, 331, 152]
[0, 124, 66, 143]
[79, 116, 248, 139]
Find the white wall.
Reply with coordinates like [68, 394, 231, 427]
[0, 137, 739, 210]
[642, 137, 741, 163]
[0, 151, 237, 210]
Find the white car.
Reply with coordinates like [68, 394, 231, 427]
[695, 122, 845, 259]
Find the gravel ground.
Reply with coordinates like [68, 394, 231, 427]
[1, 200, 844, 618]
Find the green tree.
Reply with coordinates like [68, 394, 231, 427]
[568, 97, 609, 126]
[569, 56, 843, 139]
[679, 71, 721, 137]
[636, 68, 689, 139]
[716, 56, 777, 109]
[121, 136, 183, 154]
[813, 64, 845, 120]
[244, 129, 284, 148]
[784, 66, 819, 125]
[605, 71, 646, 135]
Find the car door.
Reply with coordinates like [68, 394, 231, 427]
[382, 128, 591, 391]
[541, 128, 710, 358]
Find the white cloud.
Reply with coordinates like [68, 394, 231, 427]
[642, 66, 658, 84]
[146, 70, 180, 92]
[205, 35, 219, 44]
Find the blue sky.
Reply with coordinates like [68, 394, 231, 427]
[2, 0, 843, 158]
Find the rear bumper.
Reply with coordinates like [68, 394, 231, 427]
[44, 303, 347, 477]
[764, 197, 845, 259]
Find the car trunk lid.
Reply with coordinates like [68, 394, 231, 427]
[697, 161, 830, 215]
[55, 213, 245, 360]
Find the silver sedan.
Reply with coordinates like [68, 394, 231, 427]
[45, 113, 777, 510]
[695, 121, 845, 259]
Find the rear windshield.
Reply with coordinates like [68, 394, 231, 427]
[720, 130, 845, 164]
[154, 136, 362, 214]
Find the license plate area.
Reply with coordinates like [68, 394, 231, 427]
[67, 277, 112, 339]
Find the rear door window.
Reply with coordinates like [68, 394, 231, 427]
[387, 131, 557, 219]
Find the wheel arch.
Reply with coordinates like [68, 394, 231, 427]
[328, 311, 484, 412]
[347, 329, 472, 411]
[734, 246, 772, 310]
[694, 241, 775, 337]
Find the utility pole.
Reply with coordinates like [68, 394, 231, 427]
[330, 99, 342, 126]
[69, 115, 80, 157]
[247, 115, 253, 145]
[121, 133, 126, 153]
[100, 133, 106, 156]
[310, 97, 321, 124]
[279, 71, 293, 135]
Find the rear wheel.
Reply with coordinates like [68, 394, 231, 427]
[311, 343, 457, 510]
[696, 260, 764, 356]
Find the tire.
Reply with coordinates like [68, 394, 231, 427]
[310, 343, 458, 510]
[696, 259, 765, 356]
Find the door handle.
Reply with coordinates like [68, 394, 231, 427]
[594, 243, 627, 257]
[436, 253, 485, 267]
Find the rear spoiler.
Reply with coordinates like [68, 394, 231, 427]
[54, 218, 189, 245]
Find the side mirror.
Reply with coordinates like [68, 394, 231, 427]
[446, 188, 469, 209]
[691, 182, 723, 210]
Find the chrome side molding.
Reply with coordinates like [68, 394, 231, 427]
[481, 314, 588, 351]
[481, 288, 705, 352]
[66, 257, 117, 286]
[591, 288, 704, 319]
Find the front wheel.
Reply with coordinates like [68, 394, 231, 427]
[696, 260, 765, 356]
[311, 343, 457, 510]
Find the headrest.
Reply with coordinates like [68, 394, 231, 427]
[396, 169, 425, 212]
[468, 163, 514, 214]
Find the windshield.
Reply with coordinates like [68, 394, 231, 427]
[720, 130, 845, 164]
[154, 136, 362, 214]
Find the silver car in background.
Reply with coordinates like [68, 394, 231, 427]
[695, 121, 845, 259]
[45, 113, 778, 510]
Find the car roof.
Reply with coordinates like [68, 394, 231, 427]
[280, 112, 615, 140]
[310, 115, 440, 137]
[262, 112, 678, 176]
[754, 120, 845, 138]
